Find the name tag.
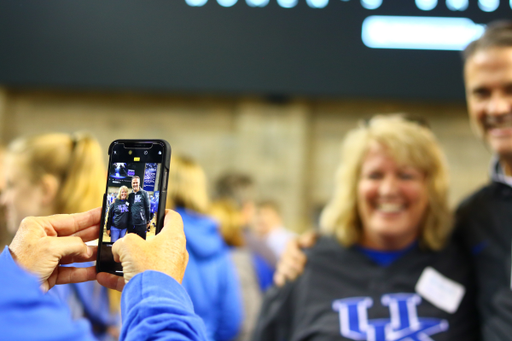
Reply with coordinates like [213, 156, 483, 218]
[415, 267, 465, 314]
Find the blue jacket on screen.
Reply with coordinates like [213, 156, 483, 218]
[0, 246, 207, 341]
[176, 207, 243, 341]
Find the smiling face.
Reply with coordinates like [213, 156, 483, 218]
[465, 47, 512, 158]
[120, 188, 128, 200]
[132, 177, 140, 192]
[357, 143, 429, 251]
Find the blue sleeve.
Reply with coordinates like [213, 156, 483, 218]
[121, 270, 208, 341]
[74, 280, 120, 329]
[0, 246, 96, 341]
[252, 252, 275, 292]
[215, 254, 243, 341]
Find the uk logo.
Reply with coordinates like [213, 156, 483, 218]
[134, 195, 142, 203]
[332, 293, 448, 341]
[119, 204, 129, 213]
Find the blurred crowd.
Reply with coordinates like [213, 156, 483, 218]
[1, 19, 512, 341]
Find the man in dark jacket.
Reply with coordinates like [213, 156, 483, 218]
[454, 21, 512, 341]
[273, 21, 512, 341]
[128, 176, 151, 240]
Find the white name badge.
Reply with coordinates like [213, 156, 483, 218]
[415, 266, 465, 314]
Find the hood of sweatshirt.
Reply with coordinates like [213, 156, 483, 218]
[175, 207, 226, 259]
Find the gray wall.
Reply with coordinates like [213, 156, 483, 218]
[0, 88, 490, 232]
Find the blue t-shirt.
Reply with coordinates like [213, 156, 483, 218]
[356, 241, 418, 267]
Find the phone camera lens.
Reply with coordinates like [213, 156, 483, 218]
[144, 151, 148, 155]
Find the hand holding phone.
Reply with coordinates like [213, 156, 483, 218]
[9, 209, 100, 292]
[96, 140, 171, 276]
[97, 209, 188, 291]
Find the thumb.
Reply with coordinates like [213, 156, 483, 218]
[97, 272, 126, 292]
[112, 233, 146, 263]
[160, 210, 185, 238]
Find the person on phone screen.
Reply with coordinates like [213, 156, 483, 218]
[106, 186, 131, 243]
[128, 176, 150, 240]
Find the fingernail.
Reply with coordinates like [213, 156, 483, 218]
[87, 246, 93, 257]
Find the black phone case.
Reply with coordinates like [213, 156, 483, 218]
[96, 139, 171, 276]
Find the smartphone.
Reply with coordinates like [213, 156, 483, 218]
[96, 139, 171, 276]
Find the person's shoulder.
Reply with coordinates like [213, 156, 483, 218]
[456, 181, 512, 216]
[304, 235, 347, 262]
[456, 181, 495, 212]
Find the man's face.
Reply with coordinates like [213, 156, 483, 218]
[132, 178, 140, 192]
[465, 47, 512, 157]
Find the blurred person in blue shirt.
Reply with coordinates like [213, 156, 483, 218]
[167, 155, 243, 341]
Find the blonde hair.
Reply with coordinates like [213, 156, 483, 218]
[320, 115, 452, 251]
[7, 132, 105, 213]
[166, 155, 210, 214]
[210, 199, 245, 247]
[117, 185, 130, 200]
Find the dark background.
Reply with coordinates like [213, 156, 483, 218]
[0, 0, 509, 101]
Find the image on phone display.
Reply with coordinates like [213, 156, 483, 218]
[103, 162, 162, 242]
[97, 140, 170, 276]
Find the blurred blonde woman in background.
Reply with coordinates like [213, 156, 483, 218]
[1, 132, 120, 341]
[167, 155, 243, 341]
[253, 115, 480, 341]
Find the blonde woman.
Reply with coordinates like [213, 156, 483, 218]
[167, 155, 243, 341]
[106, 185, 130, 243]
[253, 115, 479, 341]
[1, 133, 120, 340]
[2, 133, 104, 232]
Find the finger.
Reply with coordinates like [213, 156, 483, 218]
[281, 242, 304, 266]
[279, 259, 302, 280]
[97, 272, 125, 292]
[55, 266, 97, 285]
[111, 233, 143, 263]
[283, 256, 305, 275]
[72, 224, 100, 243]
[284, 239, 300, 255]
[288, 248, 307, 266]
[45, 235, 93, 261]
[161, 210, 184, 237]
[274, 271, 286, 287]
[298, 230, 318, 248]
[60, 246, 98, 264]
[112, 238, 124, 263]
[44, 208, 102, 237]
[281, 266, 300, 282]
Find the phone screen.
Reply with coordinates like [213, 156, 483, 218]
[97, 140, 170, 275]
